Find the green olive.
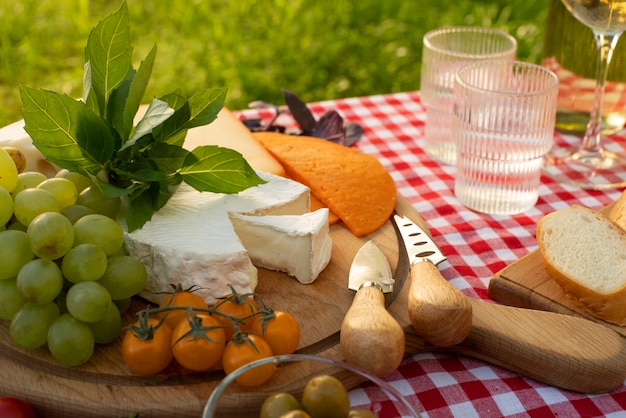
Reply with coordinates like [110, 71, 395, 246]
[348, 408, 377, 418]
[301, 375, 350, 418]
[260, 392, 302, 418]
[279, 410, 312, 418]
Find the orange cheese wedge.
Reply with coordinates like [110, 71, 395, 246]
[252, 132, 396, 237]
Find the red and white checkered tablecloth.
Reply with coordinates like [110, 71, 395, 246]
[237, 92, 626, 418]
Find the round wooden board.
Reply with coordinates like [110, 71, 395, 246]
[0, 197, 426, 417]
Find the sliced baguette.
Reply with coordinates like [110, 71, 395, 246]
[537, 205, 626, 326]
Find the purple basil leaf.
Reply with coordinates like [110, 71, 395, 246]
[344, 122, 363, 146]
[312, 110, 345, 145]
[241, 118, 264, 130]
[282, 88, 317, 133]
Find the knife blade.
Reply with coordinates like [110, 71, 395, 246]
[392, 214, 472, 347]
[340, 240, 405, 377]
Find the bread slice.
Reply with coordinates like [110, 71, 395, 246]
[609, 189, 626, 230]
[537, 205, 626, 326]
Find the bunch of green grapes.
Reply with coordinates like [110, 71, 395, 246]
[0, 148, 147, 367]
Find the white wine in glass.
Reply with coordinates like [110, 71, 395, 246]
[543, 0, 626, 189]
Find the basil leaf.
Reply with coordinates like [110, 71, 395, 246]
[126, 189, 155, 232]
[155, 179, 177, 211]
[83, 60, 98, 114]
[145, 142, 190, 173]
[91, 175, 141, 199]
[153, 101, 191, 143]
[116, 44, 157, 141]
[180, 146, 266, 193]
[19, 85, 116, 175]
[184, 88, 227, 129]
[153, 88, 226, 143]
[159, 90, 188, 111]
[125, 98, 174, 149]
[107, 66, 135, 142]
[85, 2, 132, 119]
[283, 88, 317, 133]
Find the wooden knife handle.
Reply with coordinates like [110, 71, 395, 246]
[340, 285, 405, 376]
[445, 299, 626, 394]
[408, 261, 472, 347]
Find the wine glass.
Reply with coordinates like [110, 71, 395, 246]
[543, 0, 626, 189]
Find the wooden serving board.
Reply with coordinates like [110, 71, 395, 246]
[0, 196, 424, 418]
[487, 202, 626, 337]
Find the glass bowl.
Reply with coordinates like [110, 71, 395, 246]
[203, 353, 421, 417]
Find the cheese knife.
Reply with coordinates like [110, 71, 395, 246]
[393, 213, 473, 347]
[340, 240, 405, 377]
[393, 213, 626, 394]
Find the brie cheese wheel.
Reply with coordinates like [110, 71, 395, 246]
[229, 208, 332, 284]
[124, 172, 312, 305]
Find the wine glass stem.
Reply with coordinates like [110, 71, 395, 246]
[580, 31, 622, 155]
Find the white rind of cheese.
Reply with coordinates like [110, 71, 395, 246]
[124, 171, 311, 305]
[229, 208, 332, 284]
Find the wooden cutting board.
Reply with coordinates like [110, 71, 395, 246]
[0, 196, 423, 418]
[487, 202, 626, 337]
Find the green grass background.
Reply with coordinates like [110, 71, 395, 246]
[0, 0, 546, 127]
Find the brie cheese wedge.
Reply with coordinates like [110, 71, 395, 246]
[124, 172, 318, 305]
[229, 208, 332, 284]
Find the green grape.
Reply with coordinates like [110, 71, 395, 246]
[27, 212, 74, 260]
[61, 243, 107, 283]
[98, 255, 147, 300]
[113, 297, 131, 314]
[9, 302, 60, 349]
[73, 214, 124, 255]
[0, 186, 13, 226]
[0, 230, 34, 280]
[13, 188, 60, 226]
[61, 204, 95, 224]
[88, 303, 122, 344]
[11, 171, 47, 198]
[55, 169, 94, 193]
[65, 281, 112, 323]
[0, 147, 18, 193]
[0, 278, 27, 320]
[76, 186, 121, 218]
[37, 177, 78, 209]
[47, 313, 94, 366]
[17, 259, 64, 304]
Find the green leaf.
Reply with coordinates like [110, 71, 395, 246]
[119, 44, 157, 140]
[180, 145, 266, 193]
[126, 189, 155, 232]
[153, 100, 191, 143]
[110, 157, 164, 183]
[152, 88, 226, 143]
[91, 175, 142, 199]
[124, 98, 174, 150]
[107, 66, 136, 139]
[144, 142, 190, 173]
[83, 60, 98, 115]
[156, 177, 180, 210]
[19, 85, 116, 175]
[184, 87, 227, 129]
[85, 1, 132, 119]
[158, 90, 188, 110]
